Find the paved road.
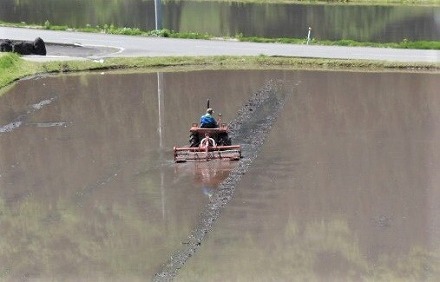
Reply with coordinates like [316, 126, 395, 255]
[1, 26, 439, 63]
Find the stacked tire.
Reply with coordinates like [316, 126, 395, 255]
[0, 37, 46, 55]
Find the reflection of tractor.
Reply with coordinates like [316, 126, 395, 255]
[173, 102, 241, 163]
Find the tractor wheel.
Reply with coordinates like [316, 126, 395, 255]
[217, 133, 232, 146]
[189, 133, 199, 147]
[224, 137, 232, 146]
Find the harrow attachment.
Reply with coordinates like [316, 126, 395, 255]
[174, 136, 241, 163]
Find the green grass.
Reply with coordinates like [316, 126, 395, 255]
[1, 54, 439, 94]
[41, 20, 211, 39]
[239, 36, 440, 50]
[0, 53, 39, 90]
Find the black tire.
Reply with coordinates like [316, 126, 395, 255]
[217, 133, 232, 146]
[189, 133, 199, 147]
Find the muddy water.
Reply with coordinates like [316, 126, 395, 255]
[0, 70, 288, 281]
[178, 71, 440, 281]
[1, 70, 439, 281]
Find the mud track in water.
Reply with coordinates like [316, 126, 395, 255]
[154, 80, 293, 281]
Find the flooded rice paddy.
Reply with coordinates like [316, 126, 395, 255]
[1, 0, 439, 42]
[0, 69, 439, 281]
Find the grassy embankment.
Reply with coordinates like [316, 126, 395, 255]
[1, 51, 439, 94]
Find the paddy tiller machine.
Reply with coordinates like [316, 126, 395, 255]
[173, 102, 241, 163]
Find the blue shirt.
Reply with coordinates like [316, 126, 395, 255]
[200, 113, 217, 128]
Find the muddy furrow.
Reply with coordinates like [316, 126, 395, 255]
[153, 79, 292, 281]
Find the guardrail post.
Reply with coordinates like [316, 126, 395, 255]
[307, 27, 312, 45]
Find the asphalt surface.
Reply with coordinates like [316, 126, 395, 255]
[1, 26, 439, 63]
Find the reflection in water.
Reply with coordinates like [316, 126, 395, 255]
[179, 71, 440, 281]
[174, 161, 235, 201]
[0, 72, 200, 281]
[0, 69, 286, 280]
[0, 0, 438, 42]
[0, 96, 57, 132]
[1, 70, 439, 280]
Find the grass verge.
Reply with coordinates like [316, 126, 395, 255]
[0, 53, 39, 90]
[1, 53, 439, 95]
[239, 36, 440, 50]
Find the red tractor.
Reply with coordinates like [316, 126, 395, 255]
[173, 107, 241, 163]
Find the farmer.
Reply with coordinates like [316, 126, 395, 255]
[200, 108, 218, 128]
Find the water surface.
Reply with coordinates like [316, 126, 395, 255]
[0, 0, 438, 42]
[0, 69, 439, 280]
[0, 69, 284, 280]
[178, 70, 440, 281]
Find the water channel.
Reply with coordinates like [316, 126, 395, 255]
[0, 69, 439, 280]
[0, 0, 439, 42]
